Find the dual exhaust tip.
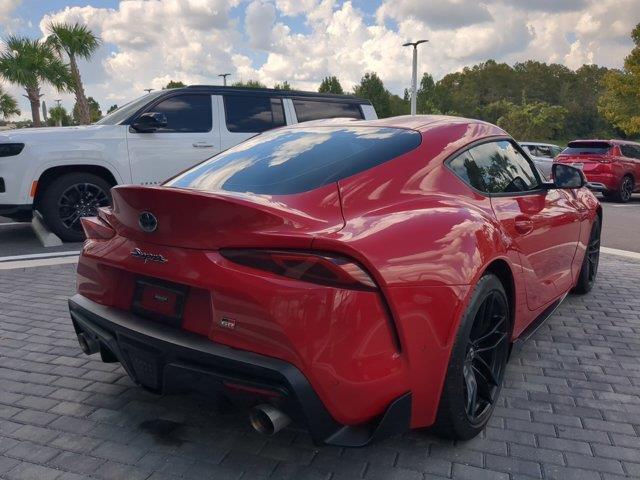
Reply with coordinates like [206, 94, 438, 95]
[249, 404, 291, 436]
[78, 333, 291, 437]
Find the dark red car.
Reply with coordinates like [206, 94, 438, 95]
[69, 116, 601, 446]
[555, 139, 640, 202]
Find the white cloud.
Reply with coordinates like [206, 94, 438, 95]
[1, 0, 638, 121]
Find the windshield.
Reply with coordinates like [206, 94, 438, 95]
[562, 141, 611, 156]
[167, 126, 421, 195]
[96, 91, 165, 125]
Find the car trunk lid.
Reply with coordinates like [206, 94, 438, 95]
[105, 184, 344, 250]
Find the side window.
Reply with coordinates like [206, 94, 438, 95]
[449, 141, 541, 194]
[620, 144, 640, 159]
[536, 146, 552, 158]
[448, 151, 485, 192]
[633, 146, 640, 160]
[551, 146, 563, 157]
[293, 99, 363, 122]
[224, 96, 285, 133]
[149, 94, 212, 133]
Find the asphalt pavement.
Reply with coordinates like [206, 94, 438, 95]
[1, 193, 639, 258]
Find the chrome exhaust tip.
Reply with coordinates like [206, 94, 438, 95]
[249, 404, 291, 436]
[77, 332, 100, 355]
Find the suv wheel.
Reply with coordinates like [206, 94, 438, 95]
[39, 172, 112, 242]
[615, 175, 634, 203]
[432, 274, 510, 440]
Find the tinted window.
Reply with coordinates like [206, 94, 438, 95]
[620, 144, 640, 159]
[562, 141, 611, 155]
[293, 99, 363, 122]
[96, 91, 165, 125]
[167, 126, 421, 195]
[224, 96, 285, 133]
[449, 141, 540, 194]
[145, 94, 212, 133]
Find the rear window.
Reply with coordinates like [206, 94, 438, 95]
[167, 126, 421, 195]
[293, 99, 363, 122]
[561, 141, 611, 156]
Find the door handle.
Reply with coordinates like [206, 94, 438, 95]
[192, 142, 214, 148]
[514, 216, 534, 235]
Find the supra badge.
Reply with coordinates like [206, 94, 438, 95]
[139, 211, 158, 232]
[130, 248, 167, 264]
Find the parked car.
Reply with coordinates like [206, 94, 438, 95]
[0, 86, 377, 241]
[68, 115, 601, 445]
[519, 142, 563, 178]
[555, 139, 640, 202]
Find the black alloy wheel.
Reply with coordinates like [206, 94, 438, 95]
[58, 182, 110, 232]
[39, 172, 112, 242]
[463, 290, 509, 425]
[433, 274, 511, 440]
[620, 176, 634, 203]
[573, 216, 601, 294]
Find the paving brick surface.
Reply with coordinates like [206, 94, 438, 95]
[0, 255, 639, 479]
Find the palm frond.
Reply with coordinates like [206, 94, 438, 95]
[47, 21, 101, 60]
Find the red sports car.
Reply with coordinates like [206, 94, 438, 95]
[555, 139, 640, 202]
[69, 116, 601, 446]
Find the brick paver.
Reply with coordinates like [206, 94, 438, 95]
[0, 255, 639, 479]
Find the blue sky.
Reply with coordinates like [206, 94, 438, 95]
[1, 0, 637, 120]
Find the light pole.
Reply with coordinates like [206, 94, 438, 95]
[218, 73, 231, 86]
[402, 39, 428, 116]
[143, 88, 153, 94]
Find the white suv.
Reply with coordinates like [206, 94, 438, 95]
[0, 86, 377, 241]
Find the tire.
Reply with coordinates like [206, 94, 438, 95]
[572, 216, 601, 295]
[432, 274, 511, 440]
[612, 175, 634, 203]
[39, 172, 112, 242]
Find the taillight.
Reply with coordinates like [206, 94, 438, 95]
[220, 249, 378, 291]
[80, 216, 115, 240]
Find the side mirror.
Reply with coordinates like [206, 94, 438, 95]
[131, 112, 167, 133]
[551, 163, 587, 189]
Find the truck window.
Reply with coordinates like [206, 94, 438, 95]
[149, 94, 212, 133]
[224, 96, 285, 133]
[293, 99, 363, 122]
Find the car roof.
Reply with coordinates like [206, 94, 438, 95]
[287, 114, 507, 135]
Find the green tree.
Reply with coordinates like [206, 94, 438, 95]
[599, 24, 640, 136]
[107, 104, 118, 114]
[274, 81, 291, 90]
[164, 80, 186, 89]
[416, 73, 438, 114]
[232, 79, 266, 88]
[0, 36, 71, 127]
[73, 96, 101, 123]
[48, 105, 71, 126]
[353, 72, 391, 117]
[0, 86, 20, 118]
[318, 76, 344, 94]
[47, 22, 100, 125]
[389, 93, 409, 116]
[497, 102, 568, 140]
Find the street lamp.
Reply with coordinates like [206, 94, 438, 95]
[143, 88, 153, 94]
[218, 73, 231, 86]
[402, 39, 428, 116]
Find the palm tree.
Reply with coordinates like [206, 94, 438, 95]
[47, 22, 100, 125]
[0, 36, 71, 126]
[0, 85, 20, 118]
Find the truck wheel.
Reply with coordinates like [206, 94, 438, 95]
[39, 172, 112, 242]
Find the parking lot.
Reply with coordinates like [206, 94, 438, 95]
[1, 195, 640, 480]
[0, 251, 638, 480]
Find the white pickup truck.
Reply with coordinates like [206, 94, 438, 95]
[0, 86, 377, 241]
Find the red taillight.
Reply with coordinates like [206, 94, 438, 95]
[220, 249, 378, 291]
[80, 216, 115, 240]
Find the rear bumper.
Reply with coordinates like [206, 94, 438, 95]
[68, 294, 411, 446]
[581, 172, 618, 191]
